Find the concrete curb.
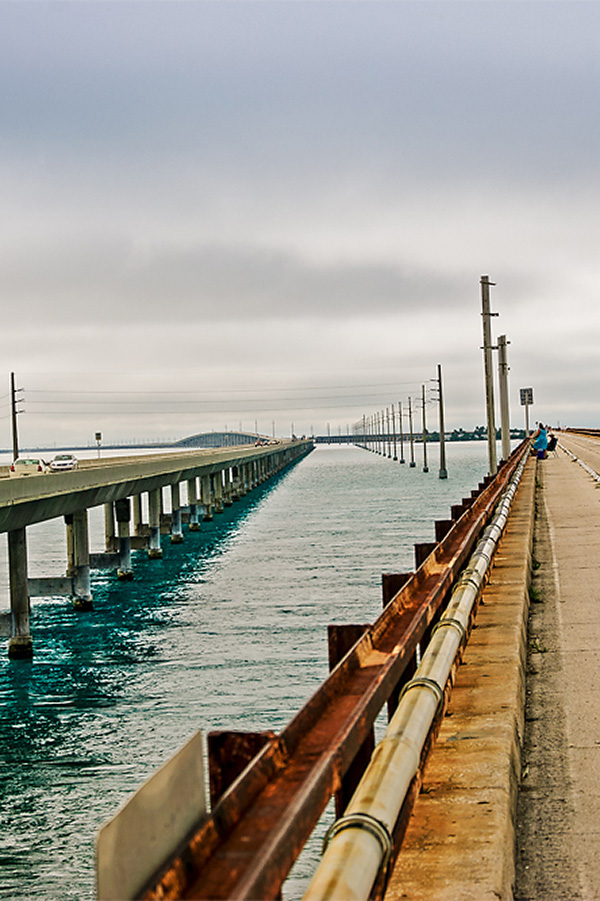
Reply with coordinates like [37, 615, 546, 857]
[384, 457, 537, 900]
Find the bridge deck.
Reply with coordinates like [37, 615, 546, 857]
[384, 433, 600, 899]
[515, 432, 600, 899]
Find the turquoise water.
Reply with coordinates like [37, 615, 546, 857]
[0, 442, 491, 899]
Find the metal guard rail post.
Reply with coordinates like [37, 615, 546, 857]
[141, 440, 532, 901]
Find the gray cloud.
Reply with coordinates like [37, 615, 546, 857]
[0, 1, 599, 444]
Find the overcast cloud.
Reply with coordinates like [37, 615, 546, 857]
[1, 1, 599, 446]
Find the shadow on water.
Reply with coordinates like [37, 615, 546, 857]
[0, 467, 292, 900]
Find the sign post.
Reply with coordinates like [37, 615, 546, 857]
[520, 388, 534, 436]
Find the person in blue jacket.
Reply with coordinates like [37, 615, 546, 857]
[532, 423, 548, 459]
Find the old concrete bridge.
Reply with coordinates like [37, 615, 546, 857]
[0, 439, 312, 659]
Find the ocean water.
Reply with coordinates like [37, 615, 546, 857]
[0, 441, 492, 900]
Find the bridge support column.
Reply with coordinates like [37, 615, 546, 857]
[201, 474, 213, 521]
[223, 469, 233, 506]
[115, 499, 133, 580]
[213, 472, 224, 513]
[234, 466, 245, 498]
[104, 502, 116, 552]
[72, 509, 92, 610]
[148, 489, 163, 558]
[132, 494, 143, 536]
[65, 513, 75, 577]
[187, 478, 200, 530]
[7, 527, 32, 659]
[170, 483, 184, 543]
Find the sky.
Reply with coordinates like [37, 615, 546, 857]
[1, 0, 599, 447]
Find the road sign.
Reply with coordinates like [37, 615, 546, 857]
[520, 388, 533, 406]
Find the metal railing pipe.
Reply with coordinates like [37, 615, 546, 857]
[303, 451, 529, 901]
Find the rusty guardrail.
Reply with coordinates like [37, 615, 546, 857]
[140, 439, 531, 901]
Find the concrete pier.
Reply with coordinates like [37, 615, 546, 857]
[115, 498, 133, 580]
[72, 509, 92, 609]
[187, 478, 200, 531]
[104, 502, 116, 552]
[201, 474, 213, 521]
[7, 527, 32, 659]
[223, 468, 233, 506]
[212, 472, 224, 514]
[132, 494, 143, 537]
[147, 489, 163, 558]
[170, 483, 184, 543]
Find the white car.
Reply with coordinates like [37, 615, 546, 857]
[9, 457, 50, 476]
[50, 453, 79, 472]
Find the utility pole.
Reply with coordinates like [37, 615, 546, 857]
[10, 372, 22, 461]
[408, 397, 416, 467]
[480, 275, 498, 474]
[437, 364, 448, 479]
[386, 407, 391, 457]
[497, 335, 511, 461]
[422, 385, 429, 472]
[391, 404, 398, 461]
[398, 400, 405, 463]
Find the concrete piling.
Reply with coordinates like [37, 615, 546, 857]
[7, 527, 32, 659]
[72, 509, 92, 609]
[223, 469, 233, 506]
[201, 474, 213, 521]
[148, 489, 163, 558]
[132, 494, 143, 536]
[170, 483, 184, 543]
[104, 502, 116, 552]
[213, 472, 224, 514]
[115, 498, 134, 580]
[187, 478, 200, 530]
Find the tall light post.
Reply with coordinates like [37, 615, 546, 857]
[480, 274, 498, 474]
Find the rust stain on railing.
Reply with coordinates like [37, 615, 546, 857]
[141, 441, 530, 901]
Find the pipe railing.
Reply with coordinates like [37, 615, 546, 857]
[139, 440, 531, 901]
[303, 449, 529, 901]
